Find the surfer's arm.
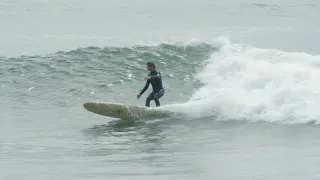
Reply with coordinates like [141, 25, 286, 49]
[139, 80, 150, 95]
[144, 75, 160, 81]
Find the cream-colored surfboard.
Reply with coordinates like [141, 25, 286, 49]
[83, 102, 173, 119]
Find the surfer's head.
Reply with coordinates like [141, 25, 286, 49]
[147, 62, 155, 71]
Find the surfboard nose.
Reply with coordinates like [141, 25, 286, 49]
[83, 102, 101, 112]
[83, 102, 93, 109]
[83, 102, 92, 111]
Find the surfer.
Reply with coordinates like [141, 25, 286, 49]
[137, 62, 165, 107]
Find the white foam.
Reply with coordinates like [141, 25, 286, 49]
[165, 37, 320, 124]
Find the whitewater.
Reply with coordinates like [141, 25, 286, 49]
[167, 38, 320, 125]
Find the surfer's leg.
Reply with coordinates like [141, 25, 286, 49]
[145, 97, 151, 107]
[154, 89, 164, 107]
[145, 93, 155, 107]
[154, 98, 160, 107]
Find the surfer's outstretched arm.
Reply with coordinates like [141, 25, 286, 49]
[137, 81, 150, 99]
[140, 80, 150, 95]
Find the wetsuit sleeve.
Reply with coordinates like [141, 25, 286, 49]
[139, 80, 150, 95]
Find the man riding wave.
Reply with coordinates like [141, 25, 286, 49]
[137, 62, 165, 107]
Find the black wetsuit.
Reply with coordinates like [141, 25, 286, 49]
[139, 70, 164, 107]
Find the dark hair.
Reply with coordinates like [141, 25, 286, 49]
[147, 62, 155, 69]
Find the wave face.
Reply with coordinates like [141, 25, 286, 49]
[0, 42, 214, 108]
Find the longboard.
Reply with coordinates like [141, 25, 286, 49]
[83, 102, 173, 119]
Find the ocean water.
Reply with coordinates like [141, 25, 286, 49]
[1, 0, 320, 179]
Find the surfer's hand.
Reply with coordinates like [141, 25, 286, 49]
[144, 76, 151, 80]
[137, 94, 141, 99]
